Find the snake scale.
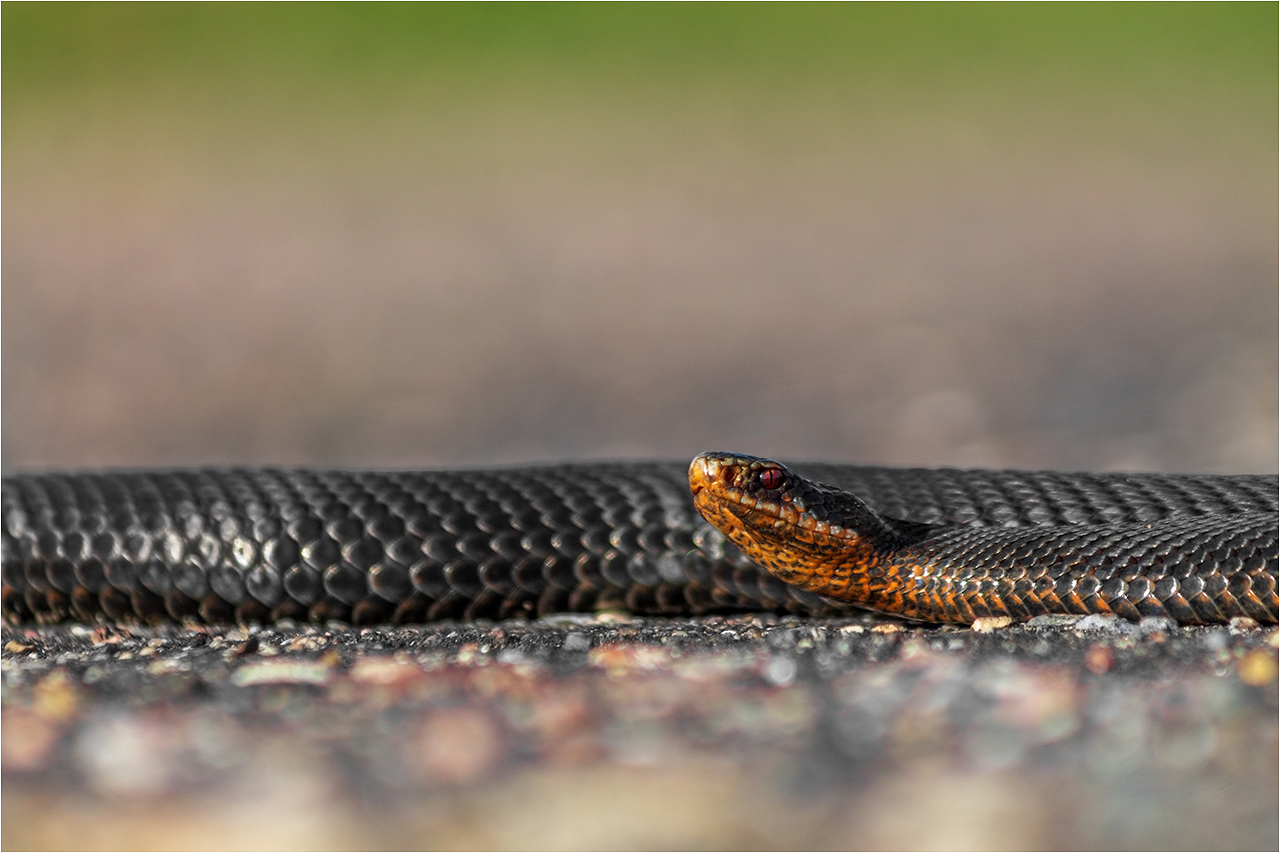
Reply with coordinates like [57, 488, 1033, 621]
[2, 455, 1276, 627]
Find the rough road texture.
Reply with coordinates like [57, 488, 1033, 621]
[4, 613, 1277, 850]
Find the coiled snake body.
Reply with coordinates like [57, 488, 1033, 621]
[3, 456, 1276, 626]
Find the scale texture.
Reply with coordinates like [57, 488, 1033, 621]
[2, 463, 1276, 625]
[692, 455, 1277, 624]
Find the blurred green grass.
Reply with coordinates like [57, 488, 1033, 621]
[4, 3, 1274, 114]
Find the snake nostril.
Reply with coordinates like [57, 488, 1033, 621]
[688, 455, 720, 490]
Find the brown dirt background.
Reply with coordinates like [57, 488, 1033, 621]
[4, 7, 1276, 472]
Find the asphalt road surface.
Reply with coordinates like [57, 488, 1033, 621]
[3, 611, 1277, 850]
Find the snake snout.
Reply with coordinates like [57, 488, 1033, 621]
[688, 451, 739, 495]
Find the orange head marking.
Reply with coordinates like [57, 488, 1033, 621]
[688, 451, 909, 601]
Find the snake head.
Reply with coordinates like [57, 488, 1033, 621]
[688, 452, 898, 599]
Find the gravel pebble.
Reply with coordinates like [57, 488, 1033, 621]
[3, 615, 1276, 849]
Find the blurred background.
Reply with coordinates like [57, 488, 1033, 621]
[4, 4, 1276, 474]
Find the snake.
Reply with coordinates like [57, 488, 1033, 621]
[2, 454, 1276, 627]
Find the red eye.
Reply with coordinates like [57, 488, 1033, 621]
[757, 468, 783, 490]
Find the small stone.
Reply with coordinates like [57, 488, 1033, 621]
[33, 670, 79, 721]
[1228, 616, 1261, 634]
[455, 643, 487, 665]
[1137, 616, 1176, 637]
[1075, 614, 1136, 635]
[899, 638, 932, 660]
[588, 644, 669, 676]
[286, 635, 328, 653]
[1025, 614, 1082, 629]
[4, 641, 34, 654]
[145, 658, 187, 675]
[562, 633, 591, 652]
[229, 659, 334, 686]
[768, 628, 798, 647]
[765, 656, 797, 685]
[971, 616, 1014, 633]
[591, 611, 633, 624]
[1237, 648, 1278, 686]
[1, 709, 57, 771]
[1084, 644, 1114, 674]
[871, 623, 903, 634]
[74, 714, 175, 796]
[350, 654, 422, 686]
[1202, 630, 1229, 652]
[91, 628, 132, 645]
[496, 648, 530, 666]
[417, 709, 503, 785]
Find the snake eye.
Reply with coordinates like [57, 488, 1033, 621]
[756, 468, 784, 491]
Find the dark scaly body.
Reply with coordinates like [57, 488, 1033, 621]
[4, 460, 1277, 626]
